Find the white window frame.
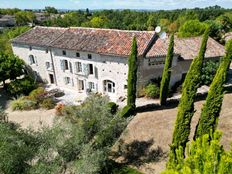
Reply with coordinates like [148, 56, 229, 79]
[75, 62, 82, 73]
[64, 77, 71, 85]
[29, 55, 36, 65]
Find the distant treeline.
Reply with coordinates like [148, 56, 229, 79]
[1, 6, 232, 43]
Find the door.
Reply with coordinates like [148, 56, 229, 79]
[49, 74, 54, 84]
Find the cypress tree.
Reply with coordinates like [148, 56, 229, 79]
[168, 28, 210, 165]
[194, 39, 232, 139]
[160, 34, 174, 105]
[127, 37, 138, 109]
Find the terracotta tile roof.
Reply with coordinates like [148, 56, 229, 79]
[12, 26, 155, 57]
[146, 35, 225, 59]
[12, 26, 225, 59]
[12, 26, 68, 47]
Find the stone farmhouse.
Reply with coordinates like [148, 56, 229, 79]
[11, 26, 225, 101]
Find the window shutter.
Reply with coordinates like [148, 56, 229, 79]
[60, 60, 65, 72]
[69, 62, 73, 73]
[94, 66, 98, 79]
[75, 62, 78, 73]
[35, 56, 38, 65]
[83, 64, 89, 76]
[28, 56, 32, 65]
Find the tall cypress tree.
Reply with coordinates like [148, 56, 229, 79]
[168, 28, 210, 165]
[160, 34, 174, 105]
[127, 37, 138, 109]
[194, 39, 232, 139]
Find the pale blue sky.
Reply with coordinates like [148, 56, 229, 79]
[1, 0, 232, 10]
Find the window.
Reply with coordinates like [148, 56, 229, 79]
[46, 49, 48, 53]
[103, 80, 115, 93]
[88, 82, 95, 90]
[29, 46, 32, 51]
[78, 80, 84, 90]
[89, 64, 93, 74]
[62, 50, 66, 55]
[124, 85, 127, 89]
[29, 55, 35, 65]
[64, 77, 71, 85]
[45, 62, 50, 69]
[64, 60, 69, 70]
[75, 62, 82, 73]
[76, 52, 80, 57]
[88, 54, 92, 59]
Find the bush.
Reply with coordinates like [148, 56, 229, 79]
[120, 105, 135, 118]
[200, 60, 219, 86]
[144, 83, 160, 98]
[108, 102, 118, 114]
[39, 97, 55, 110]
[29, 87, 46, 101]
[7, 77, 37, 98]
[10, 97, 38, 111]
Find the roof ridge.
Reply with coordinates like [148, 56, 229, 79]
[35, 25, 155, 33]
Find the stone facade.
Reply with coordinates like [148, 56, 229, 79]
[11, 26, 225, 101]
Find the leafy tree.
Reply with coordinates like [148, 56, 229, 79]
[45, 6, 58, 14]
[168, 28, 209, 165]
[160, 34, 174, 105]
[15, 11, 36, 26]
[200, 60, 220, 86]
[0, 122, 39, 174]
[178, 20, 208, 37]
[89, 16, 109, 28]
[194, 40, 232, 139]
[164, 131, 232, 174]
[0, 53, 25, 88]
[28, 94, 128, 174]
[127, 37, 138, 109]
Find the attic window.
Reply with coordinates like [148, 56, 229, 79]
[76, 52, 80, 57]
[88, 54, 92, 59]
[62, 50, 66, 55]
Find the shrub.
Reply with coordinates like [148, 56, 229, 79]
[11, 97, 38, 111]
[120, 105, 135, 118]
[29, 87, 46, 101]
[144, 83, 160, 98]
[200, 60, 220, 86]
[108, 102, 118, 114]
[7, 77, 37, 98]
[39, 97, 56, 110]
[165, 131, 232, 174]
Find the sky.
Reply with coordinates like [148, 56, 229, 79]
[0, 0, 232, 10]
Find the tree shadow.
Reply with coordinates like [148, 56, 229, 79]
[0, 86, 11, 109]
[113, 139, 167, 167]
[136, 92, 208, 113]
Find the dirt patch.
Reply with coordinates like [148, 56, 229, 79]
[116, 93, 232, 174]
[6, 108, 55, 130]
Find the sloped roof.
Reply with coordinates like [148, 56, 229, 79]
[146, 36, 225, 59]
[12, 26, 155, 57]
[12, 26, 225, 59]
[12, 27, 68, 47]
